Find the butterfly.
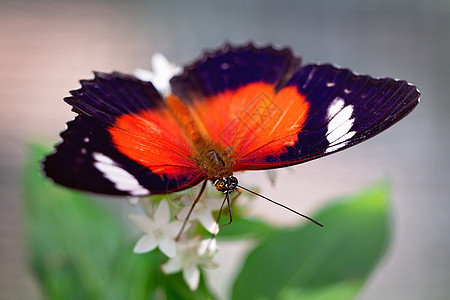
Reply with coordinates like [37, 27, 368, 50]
[43, 43, 419, 221]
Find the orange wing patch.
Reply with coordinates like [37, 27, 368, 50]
[191, 83, 309, 160]
[109, 83, 309, 178]
[109, 108, 199, 178]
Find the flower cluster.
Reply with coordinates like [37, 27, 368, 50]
[129, 196, 220, 290]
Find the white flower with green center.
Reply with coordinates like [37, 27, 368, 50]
[129, 199, 183, 257]
[162, 237, 218, 290]
[177, 196, 223, 235]
[134, 52, 181, 96]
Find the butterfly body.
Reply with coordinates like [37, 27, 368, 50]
[166, 95, 236, 179]
[43, 43, 419, 197]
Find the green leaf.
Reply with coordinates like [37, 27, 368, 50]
[218, 216, 278, 240]
[23, 145, 129, 299]
[22, 145, 216, 299]
[232, 182, 391, 300]
[278, 280, 361, 300]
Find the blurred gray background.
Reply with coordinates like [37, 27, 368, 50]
[1, 0, 449, 299]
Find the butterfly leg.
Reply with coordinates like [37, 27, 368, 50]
[176, 180, 207, 241]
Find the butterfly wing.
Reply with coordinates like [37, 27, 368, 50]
[169, 44, 420, 172]
[44, 44, 420, 194]
[43, 72, 205, 195]
[235, 64, 420, 170]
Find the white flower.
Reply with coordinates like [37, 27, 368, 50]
[177, 196, 223, 235]
[129, 199, 184, 257]
[126, 196, 140, 206]
[162, 237, 218, 290]
[134, 52, 182, 96]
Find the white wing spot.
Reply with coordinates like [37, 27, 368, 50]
[330, 131, 356, 146]
[327, 97, 345, 120]
[326, 82, 335, 87]
[326, 131, 356, 153]
[344, 89, 351, 94]
[326, 99, 355, 153]
[84, 137, 90, 143]
[94, 152, 114, 164]
[81, 148, 87, 154]
[92, 152, 149, 196]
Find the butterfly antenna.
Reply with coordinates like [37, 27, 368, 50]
[176, 180, 207, 241]
[237, 185, 324, 227]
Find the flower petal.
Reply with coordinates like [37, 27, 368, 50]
[129, 214, 154, 233]
[159, 237, 177, 258]
[133, 68, 154, 82]
[167, 221, 185, 237]
[201, 259, 218, 269]
[176, 206, 190, 220]
[126, 196, 140, 206]
[140, 198, 155, 217]
[133, 234, 157, 253]
[151, 53, 171, 74]
[204, 197, 223, 211]
[198, 238, 217, 256]
[154, 200, 171, 225]
[183, 265, 200, 291]
[161, 257, 182, 274]
[198, 213, 219, 235]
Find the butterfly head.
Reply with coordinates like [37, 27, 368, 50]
[213, 176, 238, 193]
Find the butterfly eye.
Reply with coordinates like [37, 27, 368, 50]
[228, 176, 238, 190]
[214, 179, 227, 192]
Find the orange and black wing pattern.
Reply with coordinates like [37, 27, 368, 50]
[43, 72, 205, 195]
[169, 44, 419, 171]
[43, 43, 419, 195]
